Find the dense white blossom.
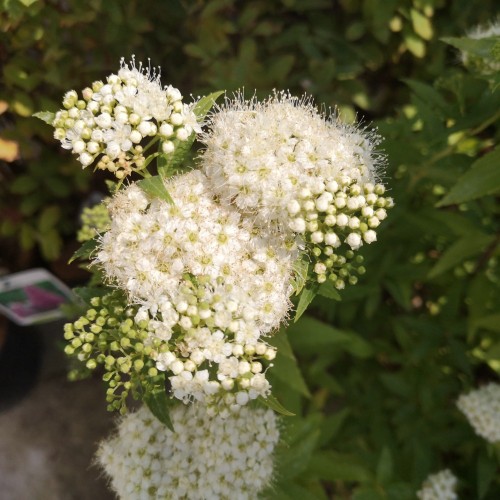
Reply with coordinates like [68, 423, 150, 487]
[53, 57, 199, 176]
[416, 469, 458, 500]
[457, 382, 500, 443]
[201, 91, 385, 232]
[97, 404, 279, 500]
[96, 170, 294, 404]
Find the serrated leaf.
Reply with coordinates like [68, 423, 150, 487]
[68, 237, 99, 264]
[428, 234, 494, 278]
[32, 110, 55, 125]
[437, 147, 500, 206]
[317, 281, 342, 301]
[138, 176, 174, 204]
[294, 285, 317, 322]
[258, 394, 295, 416]
[144, 387, 174, 431]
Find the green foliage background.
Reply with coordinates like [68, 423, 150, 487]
[1, 0, 500, 498]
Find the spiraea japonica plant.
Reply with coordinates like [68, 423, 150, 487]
[34, 55, 392, 499]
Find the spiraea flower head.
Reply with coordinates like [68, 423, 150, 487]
[96, 170, 294, 406]
[461, 20, 500, 75]
[416, 469, 458, 500]
[200, 91, 392, 286]
[97, 404, 279, 500]
[457, 382, 500, 443]
[52, 56, 199, 177]
[200, 91, 385, 231]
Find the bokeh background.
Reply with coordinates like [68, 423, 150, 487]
[1, 1, 500, 499]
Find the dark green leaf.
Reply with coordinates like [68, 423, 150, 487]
[428, 234, 494, 278]
[268, 331, 311, 397]
[437, 147, 500, 206]
[68, 237, 99, 264]
[477, 452, 496, 499]
[317, 280, 342, 301]
[287, 316, 373, 358]
[144, 387, 174, 431]
[294, 285, 318, 322]
[376, 447, 393, 485]
[307, 451, 373, 483]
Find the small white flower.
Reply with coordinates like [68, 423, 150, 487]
[417, 469, 458, 500]
[457, 383, 500, 443]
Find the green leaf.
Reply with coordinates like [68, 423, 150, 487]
[287, 316, 373, 359]
[68, 237, 99, 264]
[437, 147, 500, 206]
[294, 285, 318, 322]
[32, 110, 55, 125]
[410, 8, 433, 41]
[317, 280, 342, 301]
[471, 314, 500, 334]
[138, 176, 174, 204]
[258, 394, 295, 416]
[39, 228, 62, 260]
[38, 205, 60, 232]
[277, 415, 321, 479]
[268, 331, 311, 397]
[144, 386, 174, 431]
[193, 90, 225, 120]
[428, 234, 494, 278]
[307, 451, 373, 483]
[376, 447, 393, 485]
[477, 452, 496, 499]
[19, 0, 39, 6]
[442, 36, 499, 60]
[291, 256, 308, 295]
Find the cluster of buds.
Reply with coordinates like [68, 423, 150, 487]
[64, 291, 165, 413]
[52, 58, 198, 177]
[287, 177, 393, 286]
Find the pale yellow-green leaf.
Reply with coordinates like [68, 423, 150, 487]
[410, 8, 433, 41]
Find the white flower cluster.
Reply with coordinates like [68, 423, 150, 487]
[201, 92, 392, 284]
[97, 170, 294, 406]
[201, 92, 385, 231]
[97, 404, 279, 500]
[463, 21, 500, 75]
[457, 382, 500, 443]
[416, 469, 458, 500]
[53, 57, 199, 177]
